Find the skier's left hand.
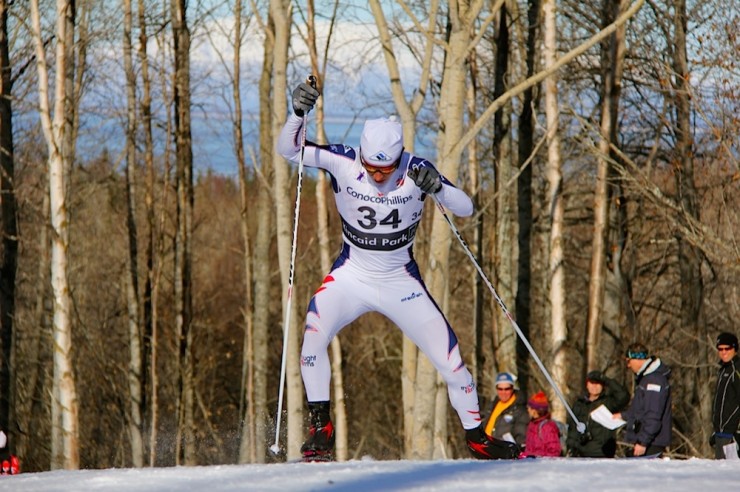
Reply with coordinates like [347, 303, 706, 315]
[408, 165, 442, 194]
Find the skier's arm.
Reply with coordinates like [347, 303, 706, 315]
[276, 114, 314, 165]
[407, 163, 473, 217]
[436, 180, 474, 217]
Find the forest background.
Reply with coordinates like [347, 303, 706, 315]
[0, 0, 737, 472]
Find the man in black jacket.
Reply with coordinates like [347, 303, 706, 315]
[711, 332, 740, 459]
[567, 370, 629, 457]
[614, 343, 672, 457]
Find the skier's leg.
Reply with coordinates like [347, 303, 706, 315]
[379, 264, 480, 430]
[381, 263, 519, 459]
[300, 263, 368, 459]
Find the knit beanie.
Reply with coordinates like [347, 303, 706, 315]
[360, 118, 404, 167]
[495, 372, 517, 389]
[527, 391, 549, 413]
[716, 332, 739, 350]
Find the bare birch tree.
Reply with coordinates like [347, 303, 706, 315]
[269, 0, 302, 459]
[252, 3, 275, 463]
[30, 0, 79, 469]
[413, 0, 503, 460]
[123, 0, 145, 468]
[171, 0, 195, 465]
[136, 0, 161, 466]
[586, 0, 631, 373]
[542, 0, 567, 422]
[224, 0, 258, 465]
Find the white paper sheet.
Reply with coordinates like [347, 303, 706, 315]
[590, 404, 626, 430]
[723, 441, 739, 460]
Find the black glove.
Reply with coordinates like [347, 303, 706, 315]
[578, 430, 592, 445]
[408, 166, 442, 194]
[709, 433, 716, 446]
[292, 82, 320, 117]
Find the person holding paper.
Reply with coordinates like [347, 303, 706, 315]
[614, 343, 672, 458]
[566, 370, 629, 457]
[710, 332, 740, 459]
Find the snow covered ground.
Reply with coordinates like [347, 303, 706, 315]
[1, 457, 738, 492]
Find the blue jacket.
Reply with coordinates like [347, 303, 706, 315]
[622, 357, 672, 448]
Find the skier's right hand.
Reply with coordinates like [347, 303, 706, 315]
[292, 82, 320, 117]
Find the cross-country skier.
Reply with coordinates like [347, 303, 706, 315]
[277, 81, 519, 461]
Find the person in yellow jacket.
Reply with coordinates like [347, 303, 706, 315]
[482, 372, 529, 449]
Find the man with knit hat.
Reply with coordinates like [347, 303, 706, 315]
[482, 372, 528, 449]
[711, 332, 740, 459]
[278, 82, 518, 461]
[614, 342, 672, 457]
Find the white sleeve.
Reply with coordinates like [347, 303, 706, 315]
[436, 182, 474, 217]
[276, 113, 305, 163]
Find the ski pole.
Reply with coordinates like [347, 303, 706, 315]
[270, 74, 318, 456]
[430, 193, 586, 434]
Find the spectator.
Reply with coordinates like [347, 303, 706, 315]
[482, 372, 528, 449]
[566, 370, 629, 457]
[522, 391, 562, 457]
[613, 342, 672, 457]
[710, 332, 740, 459]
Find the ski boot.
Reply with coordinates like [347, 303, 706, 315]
[465, 425, 520, 460]
[301, 401, 335, 462]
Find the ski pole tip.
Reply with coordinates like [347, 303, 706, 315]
[269, 443, 282, 456]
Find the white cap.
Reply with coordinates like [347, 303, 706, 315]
[360, 117, 403, 167]
[0, 430, 6, 449]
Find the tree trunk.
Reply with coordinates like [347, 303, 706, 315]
[491, 2, 517, 376]
[30, 0, 80, 470]
[515, 0, 540, 395]
[413, 0, 488, 459]
[542, 0, 567, 422]
[671, 0, 707, 455]
[136, 0, 158, 466]
[123, 0, 144, 468]
[588, 0, 631, 373]
[0, 0, 16, 453]
[171, 0, 195, 465]
[252, 11, 275, 462]
[269, 0, 301, 460]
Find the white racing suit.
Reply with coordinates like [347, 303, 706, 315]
[277, 114, 481, 430]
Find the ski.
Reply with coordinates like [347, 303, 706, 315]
[301, 451, 334, 463]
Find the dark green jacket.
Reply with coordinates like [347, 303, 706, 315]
[566, 377, 630, 457]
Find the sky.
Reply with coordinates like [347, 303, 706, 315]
[1, 457, 739, 492]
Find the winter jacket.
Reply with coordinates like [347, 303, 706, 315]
[523, 414, 562, 457]
[482, 393, 528, 448]
[621, 357, 672, 449]
[566, 377, 630, 457]
[712, 354, 740, 438]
